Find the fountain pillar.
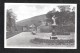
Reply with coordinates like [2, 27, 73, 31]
[50, 15, 58, 39]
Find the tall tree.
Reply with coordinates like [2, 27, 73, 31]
[7, 9, 17, 32]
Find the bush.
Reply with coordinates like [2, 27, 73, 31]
[40, 26, 52, 33]
[31, 38, 74, 45]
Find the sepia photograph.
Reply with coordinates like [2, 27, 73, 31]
[4, 3, 77, 49]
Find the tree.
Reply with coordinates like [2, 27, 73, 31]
[46, 8, 59, 24]
[57, 5, 75, 25]
[58, 5, 71, 12]
[46, 5, 75, 26]
[46, 5, 75, 33]
[7, 9, 17, 33]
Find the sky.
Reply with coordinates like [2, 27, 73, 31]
[5, 3, 76, 22]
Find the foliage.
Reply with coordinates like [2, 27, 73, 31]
[7, 9, 17, 32]
[46, 5, 75, 26]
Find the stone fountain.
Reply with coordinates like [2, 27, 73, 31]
[35, 15, 58, 40]
[50, 15, 58, 40]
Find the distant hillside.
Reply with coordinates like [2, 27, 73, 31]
[16, 14, 46, 26]
[16, 14, 75, 32]
[16, 13, 75, 27]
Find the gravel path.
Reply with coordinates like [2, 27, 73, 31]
[6, 32, 74, 48]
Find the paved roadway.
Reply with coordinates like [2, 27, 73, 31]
[6, 32, 74, 48]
